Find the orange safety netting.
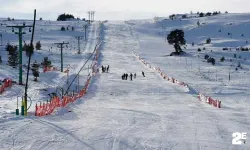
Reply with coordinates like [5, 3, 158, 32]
[35, 48, 100, 116]
[0, 78, 13, 94]
[35, 96, 61, 116]
[43, 66, 59, 73]
[198, 93, 221, 108]
[35, 76, 91, 116]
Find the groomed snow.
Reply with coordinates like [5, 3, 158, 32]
[0, 13, 249, 150]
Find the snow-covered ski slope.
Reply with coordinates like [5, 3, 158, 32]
[0, 13, 250, 150]
[128, 13, 250, 108]
[0, 19, 99, 117]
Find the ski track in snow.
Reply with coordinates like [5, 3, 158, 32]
[0, 16, 249, 150]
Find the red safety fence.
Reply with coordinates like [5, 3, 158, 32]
[35, 41, 102, 116]
[198, 93, 221, 108]
[64, 69, 69, 73]
[44, 66, 71, 74]
[35, 97, 60, 116]
[133, 51, 222, 109]
[133, 51, 189, 88]
[61, 96, 75, 107]
[0, 78, 13, 94]
[35, 73, 92, 116]
[43, 66, 59, 73]
[35, 77, 90, 116]
[36, 65, 95, 116]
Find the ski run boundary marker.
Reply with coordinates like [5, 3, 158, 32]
[0, 78, 13, 94]
[35, 23, 103, 116]
[133, 51, 221, 108]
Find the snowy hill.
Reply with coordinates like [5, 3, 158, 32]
[0, 13, 249, 150]
[0, 19, 96, 117]
[128, 13, 250, 107]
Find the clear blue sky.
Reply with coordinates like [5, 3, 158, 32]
[0, 0, 249, 20]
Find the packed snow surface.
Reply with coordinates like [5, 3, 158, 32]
[0, 13, 249, 150]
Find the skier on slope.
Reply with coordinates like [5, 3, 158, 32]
[104, 66, 106, 72]
[126, 73, 128, 80]
[130, 73, 133, 81]
[107, 65, 109, 73]
[134, 73, 136, 79]
[101, 65, 104, 73]
[123, 73, 126, 80]
[142, 71, 145, 77]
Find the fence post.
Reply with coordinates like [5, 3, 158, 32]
[21, 99, 24, 116]
[16, 97, 19, 115]
[35, 103, 37, 116]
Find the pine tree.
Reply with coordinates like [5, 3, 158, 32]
[57, 13, 75, 21]
[206, 38, 211, 44]
[213, 11, 219, 15]
[167, 29, 186, 54]
[212, 59, 215, 65]
[31, 61, 40, 81]
[199, 12, 204, 17]
[6, 44, 18, 66]
[8, 46, 18, 67]
[204, 54, 209, 59]
[5, 43, 12, 54]
[26, 44, 34, 56]
[206, 12, 212, 16]
[23, 42, 28, 51]
[220, 56, 225, 62]
[207, 57, 215, 65]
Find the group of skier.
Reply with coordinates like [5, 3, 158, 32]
[100, 64, 146, 81]
[102, 65, 109, 73]
[122, 71, 145, 81]
[122, 73, 135, 81]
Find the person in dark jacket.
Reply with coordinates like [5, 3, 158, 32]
[142, 71, 145, 77]
[126, 74, 128, 80]
[130, 73, 133, 81]
[101, 65, 104, 73]
[107, 65, 109, 72]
